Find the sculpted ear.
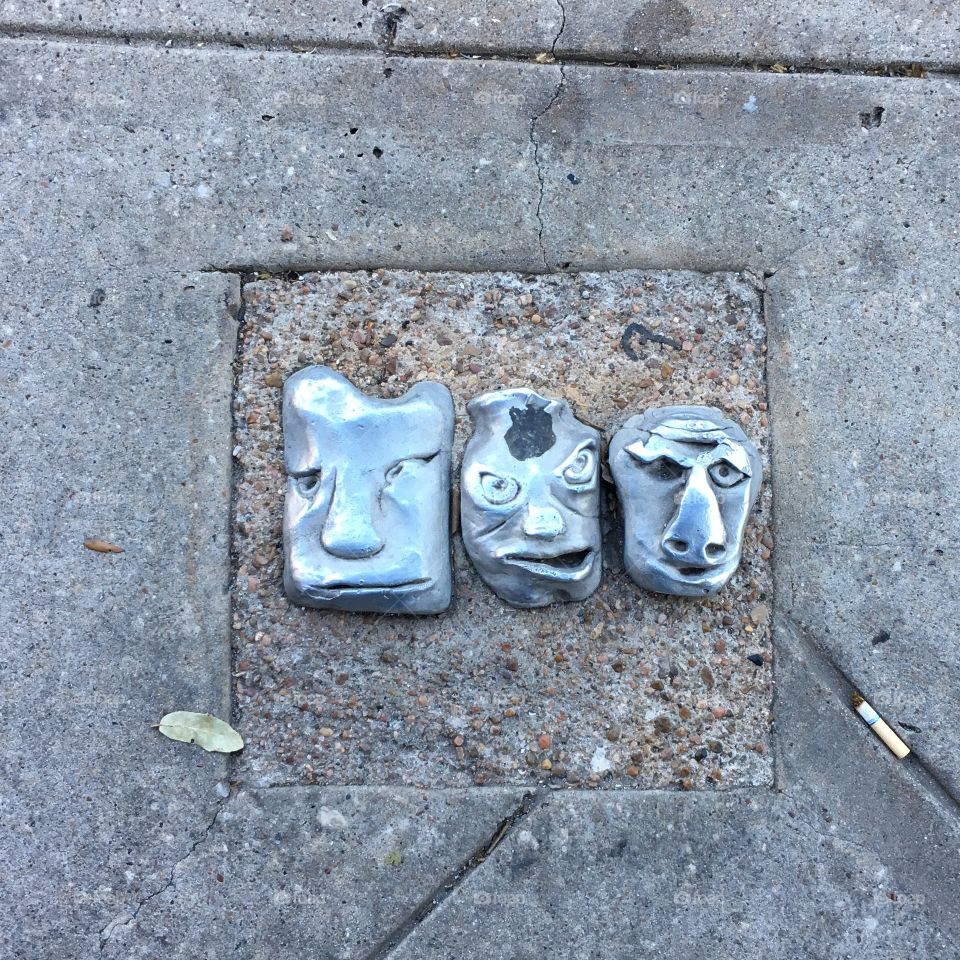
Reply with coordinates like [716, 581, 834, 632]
[557, 439, 599, 488]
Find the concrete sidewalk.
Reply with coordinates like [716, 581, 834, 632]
[1, 4, 959, 957]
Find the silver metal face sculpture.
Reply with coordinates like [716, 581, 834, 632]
[609, 406, 762, 597]
[282, 366, 454, 614]
[460, 389, 602, 608]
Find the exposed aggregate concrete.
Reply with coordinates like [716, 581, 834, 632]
[233, 269, 773, 789]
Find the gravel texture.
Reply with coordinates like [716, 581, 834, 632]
[233, 268, 773, 789]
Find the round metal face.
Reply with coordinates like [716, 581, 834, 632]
[282, 366, 454, 614]
[609, 406, 762, 597]
[460, 389, 602, 608]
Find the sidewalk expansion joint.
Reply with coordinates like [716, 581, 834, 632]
[779, 612, 960, 819]
[362, 790, 545, 960]
[1, 23, 957, 81]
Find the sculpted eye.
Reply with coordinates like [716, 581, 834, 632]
[480, 472, 520, 505]
[708, 461, 748, 488]
[295, 471, 322, 496]
[384, 451, 439, 484]
[562, 448, 597, 485]
[650, 457, 684, 481]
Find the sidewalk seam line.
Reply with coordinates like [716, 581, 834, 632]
[779, 612, 960, 816]
[0, 23, 957, 80]
[361, 789, 545, 960]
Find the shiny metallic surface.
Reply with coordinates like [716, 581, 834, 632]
[282, 366, 454, 614]
[609, 405, 762, 597]
[460, 388, 602, 608]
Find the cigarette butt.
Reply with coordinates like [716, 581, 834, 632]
[852, 692, 910, 759]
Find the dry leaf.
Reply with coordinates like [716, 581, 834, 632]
[84, 538, 124, 554]
[158, 711, 244, 753]
[533, 52, 556, 64]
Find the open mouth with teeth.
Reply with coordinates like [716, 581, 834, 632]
[502, 548, 595, 580]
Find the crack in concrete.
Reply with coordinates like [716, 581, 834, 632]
[362, 789, 545, 960]
[97, 794, 232, 954]
[783, 805, 884, 863]
[529, 0, 567, 270]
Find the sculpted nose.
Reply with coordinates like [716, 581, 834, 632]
[522, 505, 566, 540]
[321, 479, 384, 559]
[661, 466, 727, 566]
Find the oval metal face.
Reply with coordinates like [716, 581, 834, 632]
[609, 405, 762, 597]
[282, 366, 454, 614]
[460, 388, 602, 608]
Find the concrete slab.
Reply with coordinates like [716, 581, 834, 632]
[98, 786, 529, 960]
[233, 268, 773, 789]
[767, 262, 960, 801]
[395, 0, 960, 69]
[0, 0, 384, 49]
[3, 41, 956, 277]
[2, 1, 958, 70]
[532, 66, 960, 273]
[0, 272, 237, 956]
[0, 41, 553, 275]
[388, 787, 960, 958]
[2, 33, 959, 958]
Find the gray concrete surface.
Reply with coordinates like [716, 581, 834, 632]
[1, 10, 958, 959]
[99, 787, 529, 959]
[233, 269, 773, 790]
[0, 0, 384, 48]
[0, 272, 238, 957]
[385, 618, 960, 958]
[3, 1, 959, 70]
[396, 0, 960, 69]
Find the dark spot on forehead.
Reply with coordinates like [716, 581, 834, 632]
[505, 403, 556, 460]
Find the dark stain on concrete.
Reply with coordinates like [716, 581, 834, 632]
[624, 0, 695, 54]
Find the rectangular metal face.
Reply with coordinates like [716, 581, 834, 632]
[233, 269, 772, 789]
[281, 367, 454, 615]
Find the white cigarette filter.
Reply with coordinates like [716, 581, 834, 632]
[853, 693, 911, 760]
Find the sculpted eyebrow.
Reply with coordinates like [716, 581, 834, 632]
[711, 443, 753, 476]
[624, 439, 696, 468]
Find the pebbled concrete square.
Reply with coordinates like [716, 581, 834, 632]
[233, 268, 773, 790]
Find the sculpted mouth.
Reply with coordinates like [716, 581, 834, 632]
[660, 559, 734, 580]
[315, 578, 430, 592]
[503, 548, 595, 580]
